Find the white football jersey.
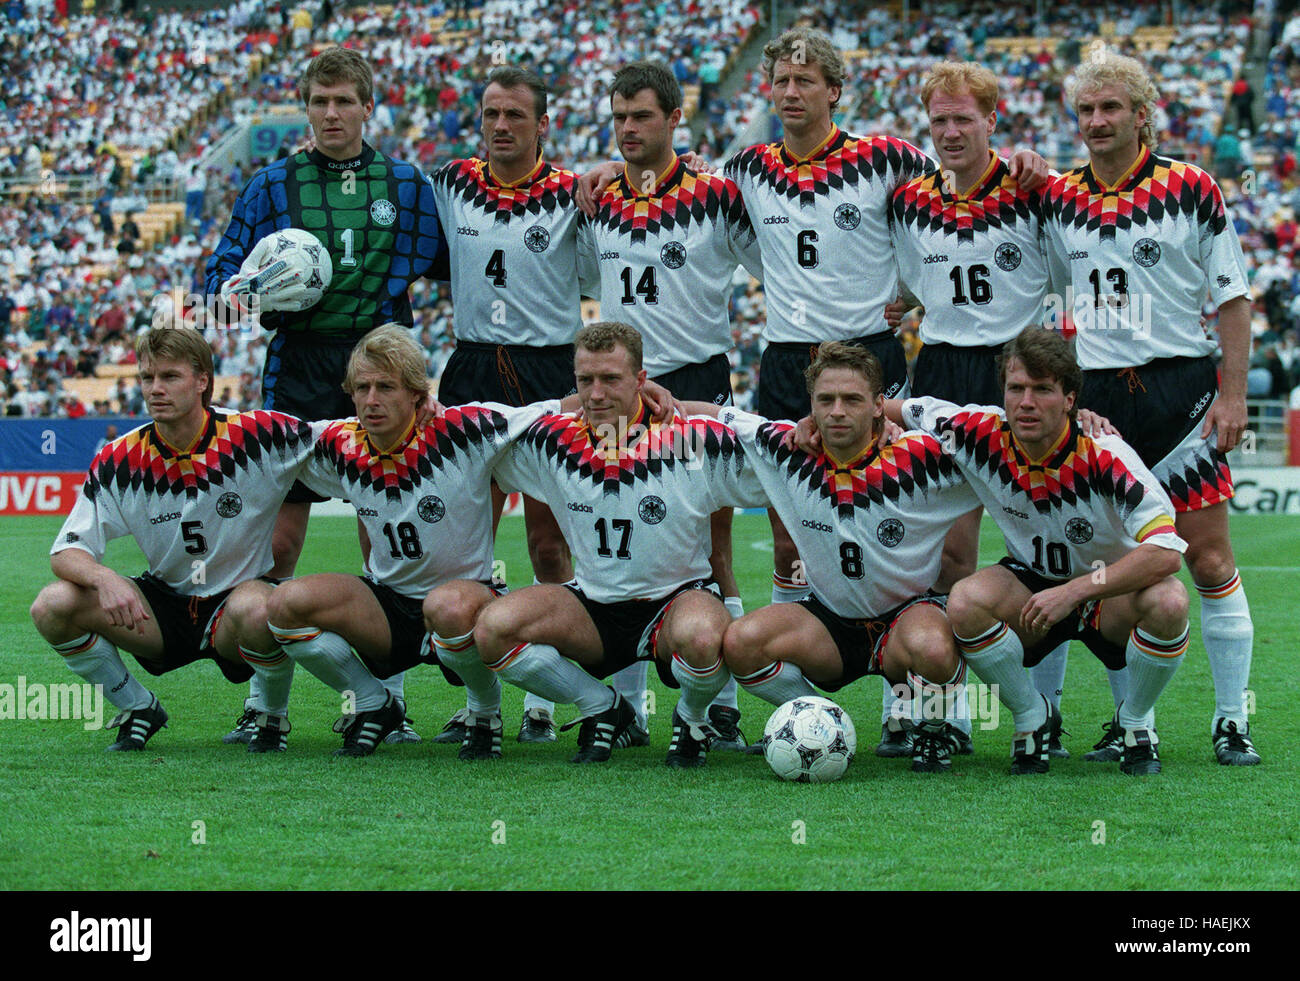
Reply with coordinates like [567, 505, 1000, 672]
[725, 125, 934, 343]
[890, 153, 1056, 346]
[1042, 146, 1250, 368]
[300, 401, 555, 598]
[578, 157, 762, 375]
[53, 410, 322, 595]
[493, 405, 766, 602]
[429, 158, 597, 346]
[904, 396, 1188, 582]
[719, 407, 978, 616]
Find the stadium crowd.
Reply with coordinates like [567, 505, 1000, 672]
[3, 0, 1299, 418]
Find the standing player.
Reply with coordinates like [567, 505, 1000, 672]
[207, 47, 446, 743]
[888, 62, 1071, 755]
[1043, 52, 1260, 765]
[717, 343, 981, 773]
[578, 61, 764, 747]
[424, 65, 595, 745]
[265, 325, 555, 757]
[30, 329, 321, 752]
[473, 323, 767, 767]
[903, 328, 1191, 775]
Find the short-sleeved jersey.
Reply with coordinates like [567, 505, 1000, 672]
[52, 410, 321, 594]
[578, 157, 762, 375]
[205, 145, 447, 338]
[890, 153, 1055, 346]
[725, 125, 934, 343]
[299, 401, 554, 598]
[428, 157, 595, 346]
[719, 407, 978, 616]
[904, 396, 1188, 582]
[493, 404, 766, 602]
[1041, 146, 1250, 369]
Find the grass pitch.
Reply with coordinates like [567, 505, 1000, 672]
[1, 513, 1296, 890]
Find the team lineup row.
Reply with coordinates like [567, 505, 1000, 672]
[31, 27, 1261, 771]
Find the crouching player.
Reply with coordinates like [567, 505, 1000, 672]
[30, 329, 322, 752]
[717, 342, 982, 772]
[903, 327, 1190, 775]
[265, 324, 557, 757]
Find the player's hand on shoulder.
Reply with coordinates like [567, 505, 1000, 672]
[1007, 148, 1049, 192]
[415, 394, 446, 429]
[640, 378, 681, 422]
[878, 419, 905, 447]
[681, 150, 717, 175]
[783, 414, 822, 455]
[1076, 408, 1119, 439]
[576, 160, 623, 217]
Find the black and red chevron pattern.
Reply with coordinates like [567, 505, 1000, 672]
[84, 410, 316, 501]
[1044, 147, 1227, 241]
[315, 405, 507, 501]
[592, 159, 751, 244]
[432, 159, 579, 222]
[730, 127, 932, 208]
[891, 158, 1041, 242]
[520, 411, 744, 494]
[937, 408, 1150, 518]
[755, 421, 960, 519]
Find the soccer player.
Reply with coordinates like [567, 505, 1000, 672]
[29, 329, 321, 753]
[887, 61, 1072, 755]
[424, 65, 593, 746]
[902, 327, 1191, 775]
[577, 60, 765, 748]
[717, 343, 981, 773]
[265, 325, 554, 757]
[1042, 52, 1260, 765]
[473, 323, 766, 767]
[206, 47, 446, 743]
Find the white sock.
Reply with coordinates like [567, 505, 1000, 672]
[57, 633, 152, 711]
[1198, 571, 1253, 727]
[771, 571, 810, 604]
[670, 653, 730, 725]
[381, 672, 405, 702]
[1030, 642, 1070, 710]
[881, 676, 903, 724]
[955, 622, 1044, 732]
[909, 662, 968, 730]
[246, 672, 265, 712]
[486, 643, 612, 718]
[1120, 626, 1188, 731]
[611, 660, 649, 728]
[432, 630, 500, 716]
[521, 579, 560, 717]
[238, 645, 293, 716]
[712, 675, 739, 711]
[269, 624, 387, 711]
[723, 596, 744, 618]
[734, 660, 816, 705]
[1106, 665, 1129, 711]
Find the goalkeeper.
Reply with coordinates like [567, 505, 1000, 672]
[206, 46, 448, 578]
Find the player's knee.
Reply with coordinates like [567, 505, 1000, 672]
[721, 617, 767, 675]
[906, 626, 960, 681]
[31, 581, 79, 637]
[222, 587, 269, 635]
[473, 601, 520, 659]
[667, 614, 726, 667]
[265, 580, 316, 627]
[423, 581, 480, 636]
[944, 581, 979, 633]
[1139, 578, 1189, 634]
[1183, 542, 1235, 589]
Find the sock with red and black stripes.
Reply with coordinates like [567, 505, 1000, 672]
[734, 660, 816, 706]
[670, 652, 730, 725]
[485, 642, 612, 718]
[238, 645, 292, 716]
[432, 630, 500, 716]
[954, 621, 1044, 733]
[268, 624, 387, 711]
[56, 633, 152, 711]
[771, 570, 810, 604]
[1197, 571, 1253, 728]
[1120, 626, 1189, 731]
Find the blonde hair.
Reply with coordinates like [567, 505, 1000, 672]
[574, 321, 643, 373]
[136, 328, 214, 407]
[343, 323, 431, 399]
[1067, 51, 1159, 151]
[762, 27, 845, 107]
[921, 62, 999, 116]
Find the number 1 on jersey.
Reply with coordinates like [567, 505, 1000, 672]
[339, 228, 357, 267]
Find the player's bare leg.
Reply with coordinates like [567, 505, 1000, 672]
[655, 590, 732, 767]
[723, 603, 838, 705]
[270, 501, 312, 578]
[948, 566, 1060, 774]
[1176, 502, 1259, 763]
[768, 510, 809, 603]
[877, 602, 968, 773]
[424, 579, 505, 759]
[474, 584, 635, 763]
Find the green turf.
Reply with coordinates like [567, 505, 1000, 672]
[2, 513, 1296, 889]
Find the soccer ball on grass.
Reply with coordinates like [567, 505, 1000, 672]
[763, 696, 857, 783]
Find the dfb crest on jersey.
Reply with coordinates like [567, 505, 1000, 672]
[417, 495, 446, 523]
[660, 241, 686, 269]
[216, 492, 243, 518]
[833, 203, 861, 230]
[994, 242, 1022, 271]
[1065, 517, 1094, 544]
[370, 199, 397, 226]
[1132, 238, 1161, 267]
[638, 495, 667, 524]
[524, 225, 550, 253]
[876, 518, 905, 548]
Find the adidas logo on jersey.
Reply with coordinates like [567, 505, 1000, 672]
[357, 506, 379, 517]
[566, 502, 594, 513]
[1002, 506, 1030, 520]
[456, 226, 479, 236]
[148, 512, 181, 525]
[762, 216, 789, 224]
[1067, 250, 1089, 260]
[599, 251, 620, 260]
[801, 519, 833, 533]
[922, 253, 949, 264]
